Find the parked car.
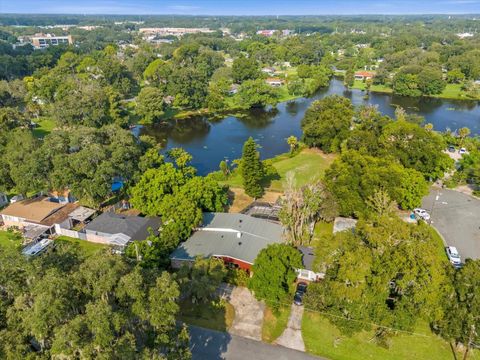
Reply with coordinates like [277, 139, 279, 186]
[459, 147, 467, 155]
[294, 282, 307, 306]
[448, 145, 455, 153]
[413, 208, 431, 221]
[445, 246, 462, 268]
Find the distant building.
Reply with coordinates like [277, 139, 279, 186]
[139, 27, 213, 37]
[262, 67, 276, 75]
[256, 29, 293, 37]
[266, 77, 284, 87]
[354, 71, 375, 81]
[457, 32, 474, 39]
[31, 33, 73, 49]
[170, 213, 283, 272]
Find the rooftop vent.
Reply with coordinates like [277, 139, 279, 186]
[238, 241, 242, 246]
[237, 232, 242, 239]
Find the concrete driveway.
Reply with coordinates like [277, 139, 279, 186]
[422, 188, 480, 260]
[189, 325, 324, 360]
[229, 286, 265, 341]
[275, 304, 306, 352]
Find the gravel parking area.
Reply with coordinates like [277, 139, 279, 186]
[422, 188, 480, 261]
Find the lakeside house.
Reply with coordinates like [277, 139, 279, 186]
[170, 213, 284, 272]
[266, 77, 284, 87]
[354, 71, 375, 81]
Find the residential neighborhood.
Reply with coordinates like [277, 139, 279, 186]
[1, 5, 480, 360]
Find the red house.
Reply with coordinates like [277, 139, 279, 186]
[170, 213, 284, 272]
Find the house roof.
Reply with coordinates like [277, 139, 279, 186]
[354, 71, 375, 77]
[266, 77, 283, 83]
[333, 217, 358, 234]
[0, 196, 66, 223]
[298, 246, 316, 271]
[170, 213, 284, 264]
[68, 206, 96, 222]
[84, 212, 160, 241]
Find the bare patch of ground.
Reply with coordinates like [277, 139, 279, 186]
[227, 188, 282, 213]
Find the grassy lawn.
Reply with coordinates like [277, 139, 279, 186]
[352, 80, 393, 94]
[55, 236, 109, 256]
[0, 230, 23, 250]
[262, 305, 291, 343]
[220, 148, 335, 193]
[178, 299, 235, 332]
[32, 117, 56, 138]
[302, 313, 468, 360]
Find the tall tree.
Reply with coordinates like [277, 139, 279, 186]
[240, 137, 264, 198]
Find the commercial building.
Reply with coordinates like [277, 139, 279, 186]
[31, 33, 73, 49]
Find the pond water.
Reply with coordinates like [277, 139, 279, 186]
[141, 78, 480, 175]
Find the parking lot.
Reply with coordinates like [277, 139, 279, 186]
[422, 188, 480, 261]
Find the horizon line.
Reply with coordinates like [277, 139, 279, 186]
[1, 12, 479, 16]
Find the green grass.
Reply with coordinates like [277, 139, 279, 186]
[352, 80, 393, 94]
[262, 306, 291, 343]
[302, 313, 469, 360]
[32, 117, 56, 138]
[220, 149, 334, 193]
[55, 236, 109, 256]
[178, 299, 235, 332]
[0, 230, 23, 250]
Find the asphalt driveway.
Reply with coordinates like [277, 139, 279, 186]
[422, 188, 480, 261]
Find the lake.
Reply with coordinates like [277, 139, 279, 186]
[142, 78, 480, 175]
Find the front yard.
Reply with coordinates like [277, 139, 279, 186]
[178, 299, 235, 332]
[302, 314, 470, 360]
[262, 306, 291, 343]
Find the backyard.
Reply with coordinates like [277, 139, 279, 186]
[55, 235, 110, 256]
[0, 230, 23, 250]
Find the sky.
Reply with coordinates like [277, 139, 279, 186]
[1, 0, 480, 15]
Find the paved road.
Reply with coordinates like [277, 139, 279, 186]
[189, 325, 324, 360]
[422, 188, 480, 260]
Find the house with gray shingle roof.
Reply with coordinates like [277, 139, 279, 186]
[84, 212, 160, 250]
[170, 213, 284, 272]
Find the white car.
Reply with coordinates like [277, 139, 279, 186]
[446, 246, 462, 268]
[459, 147, 467, 155]
[413, 208, 430, 221]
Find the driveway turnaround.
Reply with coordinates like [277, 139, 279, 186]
[228, 286, 265, 341]
[422, 188, 480, 260]
[189, 325, 324, 360]
[275, 305, 306, 352]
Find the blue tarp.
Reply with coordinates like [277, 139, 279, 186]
[111, 181, 124, 192]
